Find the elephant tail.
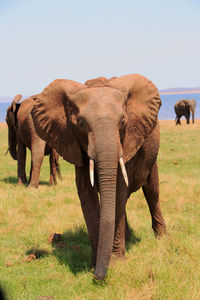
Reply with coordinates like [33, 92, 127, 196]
[56, 163, 63, 181]
[5, 148, 9, 155]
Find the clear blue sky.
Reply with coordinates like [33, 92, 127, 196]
[0, 0, 200, 96]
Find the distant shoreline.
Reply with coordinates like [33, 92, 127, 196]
[160, 90, 200, 95]
[0, 90, 200, 102]
[1, 119, 200, 124]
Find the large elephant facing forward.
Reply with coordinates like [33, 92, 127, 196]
[31, 74, 166, 280]
[6, 94, 61, 188]
[174, 99, 196, 125]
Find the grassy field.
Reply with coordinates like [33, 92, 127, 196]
[0, 120, 200, 300]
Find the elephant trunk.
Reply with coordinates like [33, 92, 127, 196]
[8, 125, 17, 160]
[93, 119, 119, 280]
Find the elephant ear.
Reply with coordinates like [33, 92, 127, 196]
[7, 94, 23, 127]
[30, 94, 40, 100]
[31, 79, 85, 167]
[12, 94, 22, 110]
[85, 77, 109, 87]
[110, 74, 161, 163]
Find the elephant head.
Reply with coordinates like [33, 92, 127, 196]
[6, 94, 23, 160]
[31, 74, 161, 280]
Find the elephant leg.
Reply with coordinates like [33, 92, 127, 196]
[175, 116, 180, 125]
[185, 110, 190, 124]
[29, 160, 33, 184]
[113, 171, 127, 257]
[75, 165, 100, 267]
[142, 161, 166, 237]
[176, 117, 181, 125]
[17, 137, 27, 184]
[29, 139, 45, 188]
[113, 211, 126, 257]
[192, 111, 195, 124]
[125, 212, 131, 241]
[49, 148, 59, 185]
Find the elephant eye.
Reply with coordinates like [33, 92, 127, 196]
[77, 117, 90, 132]
[77, 117, 84, 127]
[119, 117, 125, 128]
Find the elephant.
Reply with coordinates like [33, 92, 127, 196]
[31, 74, 166, 280]
[6, 94, 62, 188]
[174, 99, 196, 125]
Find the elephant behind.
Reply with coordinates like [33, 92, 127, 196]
[174, 99, 196, 124]
[6, 94, 62, 188]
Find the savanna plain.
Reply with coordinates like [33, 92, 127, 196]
[0, 120, 200, 300]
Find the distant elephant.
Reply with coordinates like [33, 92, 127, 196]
[174, 99, 196, 124]
[31, 74, 166, 280]
[6, 94, 62, 188]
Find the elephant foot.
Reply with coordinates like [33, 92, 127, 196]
[89, 263, 95, 271]
[89, 247, 98, 270]
[28, 183, 39, 189]
[153, 223, 167, 238]
[89, 257, 96, 270]
[49, 174, 58, 186]
[18, 179, 27, 185]
[49, 179, 57, 186]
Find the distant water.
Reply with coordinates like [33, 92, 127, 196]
[159, 92, 200, 120]
[0, 92, 200, 122]
[0, 102, 10, 122]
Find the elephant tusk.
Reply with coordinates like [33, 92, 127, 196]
[119, 157, 129, 187]
[89, 159, 94, 187]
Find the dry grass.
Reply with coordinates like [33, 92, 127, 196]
[0, 121, 200, 299]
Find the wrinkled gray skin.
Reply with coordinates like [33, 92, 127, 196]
[31, 74, 166, 280]
[174, 99, 196, 125]
[6, 94, 61, 188]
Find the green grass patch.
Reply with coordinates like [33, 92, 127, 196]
[0, 121, 200, 299]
